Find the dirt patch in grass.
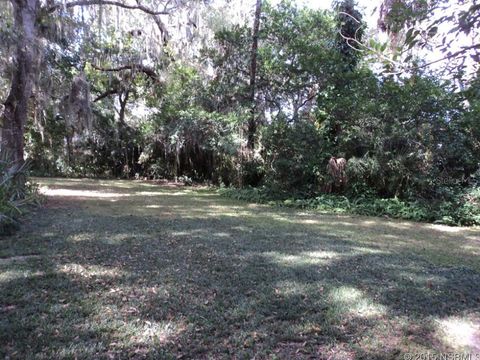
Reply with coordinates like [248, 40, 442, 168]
[1, 177, 479, 359]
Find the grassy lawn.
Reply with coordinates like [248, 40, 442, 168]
[1, 178, 479, 359]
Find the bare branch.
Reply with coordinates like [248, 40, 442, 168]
[48, 0, 172, 44]
[412, 44, 480, 70]
[47, 0, 172, 16]
[338, 11, 361, 24]
[134, 0, 170, 42]
[150, 14, 170, 44]
[93, 88, 119, 102]
[338, 9, 480, 75]
[339, 27, 480, 74]
[91, 63, 158, 80]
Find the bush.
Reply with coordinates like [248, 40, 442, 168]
[261, 119, 325, 196]
[219, 186, 480, 226]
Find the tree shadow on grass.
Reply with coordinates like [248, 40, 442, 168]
[2, 179, 480, 359]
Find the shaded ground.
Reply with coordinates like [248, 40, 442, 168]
[1, 178, 479, 359]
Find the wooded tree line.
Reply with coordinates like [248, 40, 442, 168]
[0, 0, 479, 226]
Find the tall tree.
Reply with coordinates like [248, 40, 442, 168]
[0, 0, 176, 165]
[246, 0, 262, 151]
[1, 0, 39, 164]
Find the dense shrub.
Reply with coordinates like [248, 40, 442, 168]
[219, 186, 480, 226]
[261, 119, 325, 196]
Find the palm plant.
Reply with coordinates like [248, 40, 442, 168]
[0, 151, 38, 234]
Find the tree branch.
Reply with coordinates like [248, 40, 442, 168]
[48, 0, 172, 15]
[93, 88, 119, 102]
[135, 0, 170, 42]
[91, 63, 158, 80]
[412, 44, 480, 70]
[150, 14, 170, 44]
[338, 11, 480, 75]
[48, 0, 172, 44]
[340, 28, 480, 74]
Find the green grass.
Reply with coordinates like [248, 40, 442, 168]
[1, 178, 479, 359]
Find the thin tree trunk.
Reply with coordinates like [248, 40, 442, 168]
[65, 132, 72, 167]
[118, 89, 130, 126]
[1, 0, 38, 164]
[118, 90, 130, 177]
[247, 0, 262, 151]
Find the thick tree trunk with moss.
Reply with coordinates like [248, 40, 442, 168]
[1, 0, 38, 164]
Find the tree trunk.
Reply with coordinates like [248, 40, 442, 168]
[247, 0, 262, 151]
[118, 89, 130, 126]
[0, 0, 38, 164]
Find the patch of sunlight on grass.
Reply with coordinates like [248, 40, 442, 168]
[0, 269, 45, 283]
[208, 204, 242, 209]
[274, 280, 309, 296]
[104, 234, 143, 244]
[427, 224, 465, 233]
[329, 286, 386, 319]
[41, 188, 130, 198]
[461, 245, 480, 255]
[304, 250, 340, 259]
[350, 246, 390, 255]
[296, 218, 344, 225]
[436, 317, 480, 352]
[267, 213, 292, 222]
[135, 191, 188, 196]
[213, 232, 231, 238]
[171, 229, 207, 237]
[40, 232, 55, 237]
[335, 221, 358, 227]
[359, 220, 379, 226]
[466, 235, 480, 243]
[67, 233, 95, 242]
[58, 263, 126, 279]
[231, 225, 252, 232]
[131, 320, 186, 346]
[263, 250, 339, 267]
[365, 221, 412, 230]
[216, 210, 257, 218]
[298, 219, 320, 225]
[97, 181, 137, 188]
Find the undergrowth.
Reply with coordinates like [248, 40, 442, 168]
[0, 154, 41, 235]
[219, 186, 480, 226]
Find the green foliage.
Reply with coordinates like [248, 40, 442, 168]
[262, 119, 324, 196]
[0, 155, 40, 235]
[317, 70, 477, 198]
[11, 0, 480, 226]
[137, 64, 244, 184]
[220, 185, 480, 226]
